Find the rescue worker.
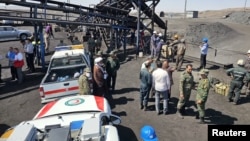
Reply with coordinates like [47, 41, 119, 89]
[226, 59, 250, 105]
[139, 61, 152, 111]
[243, 49, 250, 97]
[140, 125, 158, 141]
[196, 69, 210, 124]
[176, 38, 186, 71]
[198, 38, 209, 70]
[78, 67, 92, 95]
[106, 51, 120, 93]
[177, 64, 194, 118]
[169, 34, 179, 62]
[150, 31, 158, 58]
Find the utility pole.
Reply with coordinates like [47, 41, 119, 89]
[184, 0, 187, 18]
[244, 0, 247, 12]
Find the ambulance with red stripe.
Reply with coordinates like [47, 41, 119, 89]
[0, 95, 121, 141]
[39, 45, 93, 104]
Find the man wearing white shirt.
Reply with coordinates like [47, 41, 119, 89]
[24, 39, 35, 73]
[14, 48, 24, 84]
[152, 61, 170, 115]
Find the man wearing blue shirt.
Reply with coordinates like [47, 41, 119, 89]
[6, 47, 17, 80]
[199, 38, 209, 70]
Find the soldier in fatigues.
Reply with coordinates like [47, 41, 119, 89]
[226, 59, 250, 105]
[106, 51, 120, 93]
[177, 64, 194, 118]
[78, 68, 92, 95]
[196, 69, 210, 124]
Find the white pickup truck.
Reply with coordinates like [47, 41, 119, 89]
[39, 45, 92, 104]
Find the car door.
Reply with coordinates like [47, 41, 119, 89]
[0, 27, 5, 40]
[6, 26, 17, 39]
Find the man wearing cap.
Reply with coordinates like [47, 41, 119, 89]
[175, 38, 186, 71]
[196, 69, 210, 124]
[140, 125, 158, 141]
[106, 51, 120, 93]
[93, 57, 108, 96]
[139, 61, 152, 111]
[198, 38, 209, 70]
[150, 31, 158, 58]
[169, 34, 180, 62]
[243, 49, 250, 97]
[78, 67, 92, 95]
[226, 59, 250, 105]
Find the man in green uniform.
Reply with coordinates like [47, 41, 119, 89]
[106, 51, 120, 93]
[88, 35, 96, 56]
[196, 69, 210, 124]
[226, 59, 250, 105]
[78, 67, 92, 95]
[177, 64, 194, 118]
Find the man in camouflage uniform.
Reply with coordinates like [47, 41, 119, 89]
[78, 67, 92, 95]
[243, 49, 250, 97]
[177, 64, 194, 118]
[196, 69, 210, 124]
[169, 34, 179, 62]
[175, 38, 186, 71]
[106, 51, 120, 93]
[226, 59, 250, 105]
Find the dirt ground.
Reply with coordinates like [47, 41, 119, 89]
[0, 9, 250, 141]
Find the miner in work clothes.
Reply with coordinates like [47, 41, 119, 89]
[177, 64, 194, 118]
[196, 69, 210, 124]
[226, 59, 250, 105]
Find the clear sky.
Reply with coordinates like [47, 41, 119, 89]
[1, 0, 250, 12]
[62, 0, 250, 12]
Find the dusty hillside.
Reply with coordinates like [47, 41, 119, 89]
[162, 8, 250, 66]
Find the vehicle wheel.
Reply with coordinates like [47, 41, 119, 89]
[20, 34, 28, 40]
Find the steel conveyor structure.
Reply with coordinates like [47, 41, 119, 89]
[0, 0, 166, 54]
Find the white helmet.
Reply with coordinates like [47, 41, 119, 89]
[247, 50, 250, 54]
[153, 31, 157, 34]
[237, 59, 245, 66]
[158, 33, 162, 37]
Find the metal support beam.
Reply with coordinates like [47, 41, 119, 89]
[136, 0, 141, 59]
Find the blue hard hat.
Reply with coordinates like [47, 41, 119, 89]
[202, 37, 208, 43]
[140, 125, 158, 141]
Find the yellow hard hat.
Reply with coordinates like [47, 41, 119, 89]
[174, 34, 178, 39]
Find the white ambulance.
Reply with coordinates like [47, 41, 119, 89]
[39, 45, 92, 104]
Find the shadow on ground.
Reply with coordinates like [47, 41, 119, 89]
[0, 124, 11, 137]
[205, 108, 238, 124]
[106, 94, 134, 109]
[113, 88, 139, 95]
[116, 124, 138, 141]
[0, 68, 45, 99]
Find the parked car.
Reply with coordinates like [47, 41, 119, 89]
[0, 95, 121, 141]
[0, 26, 32, 41]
